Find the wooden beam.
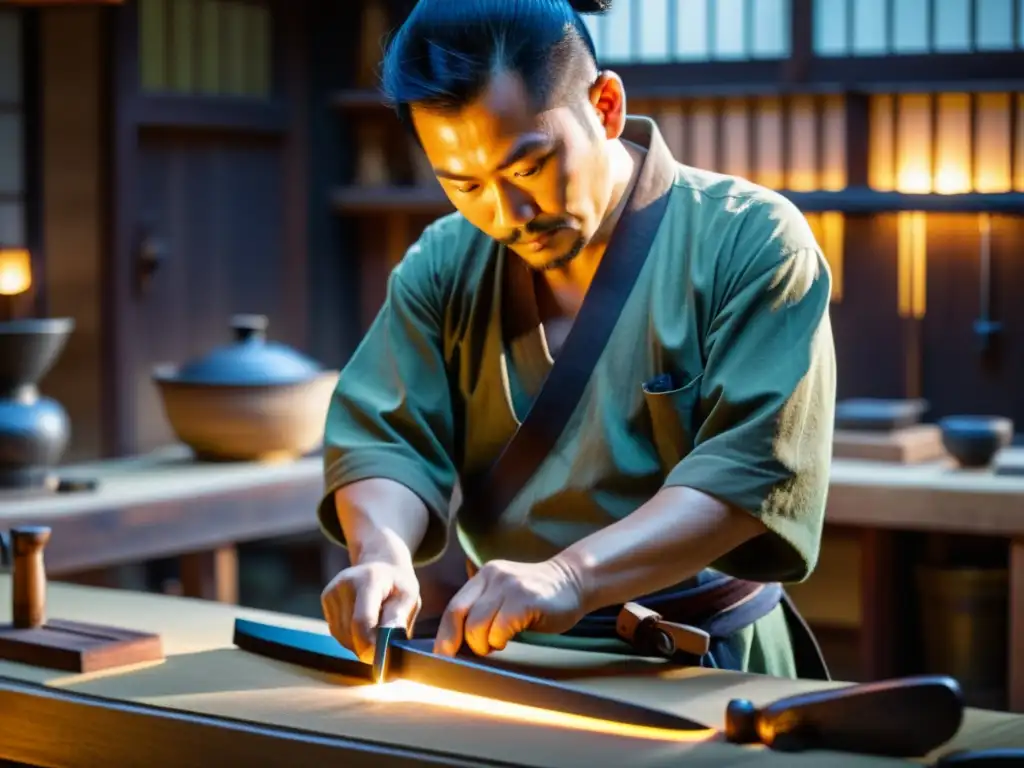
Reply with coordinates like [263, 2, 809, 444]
[332, 186, 1024, 216]
[1010, 539, 1024, 712]
[6, 1, 124, 5]
[131, 97, 288, 134]
[786, 0, 813, 83]
[844, 93, 870, 188]
[331, 79, 1024, 113]
[39, 5, 107, 461]
[179, 547, 239, 605]
[858, 529, 899, 682]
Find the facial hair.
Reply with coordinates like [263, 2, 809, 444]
[501, 217, 586, 271]
[536, 234, 586, 271]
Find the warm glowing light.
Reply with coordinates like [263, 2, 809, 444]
[896, 170, 932, 194]
[787, 96, 818, 191]
[690, 100, 716, 172]
[871, 91, 1022, 194]
[974, 93, 1012, 193]
[933, 167, 971, 195]
[722, 99, 750, 179]
[655, 103, 686, 163]
[0, 248, 32, 296]
[868, 95, 895, 191]
[933, 94, 971, 194]
[895, 95, 932, 194]
[897, 212, 927, 319]
[358, 680, 715, 743]
[754, 97, 785, 189]
[820, 96, 847, 191]
[807, 212, 845, 302]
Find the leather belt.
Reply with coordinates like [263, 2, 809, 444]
[465, 559, 777, 660]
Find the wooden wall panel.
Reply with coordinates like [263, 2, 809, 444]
[130, 132, 294, 453]
[830, 214, 907, 400]
[921, 213, 1024, 425]
[355, 212, 438, 331]
[39, 6, 107, 460]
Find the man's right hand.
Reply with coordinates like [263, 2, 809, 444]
[321, 560, 422, 663]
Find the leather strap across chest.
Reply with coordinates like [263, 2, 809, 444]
[457, 159, 672, 538]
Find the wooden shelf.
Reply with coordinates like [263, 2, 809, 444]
[786, 189, 1024, 213]
[331, 185, 451, 215]
[329, 89, 387, 112]
[330, 76, 1024, 115]
[327, 84, 847, 113]
[331, 185, 1024, 215]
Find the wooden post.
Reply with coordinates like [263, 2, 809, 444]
[858, 529, 898, 681]
[179, 546, 239, 604]
[1009, 538, 1024, 712]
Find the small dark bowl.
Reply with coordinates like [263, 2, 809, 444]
[938, 415, 1014, 468]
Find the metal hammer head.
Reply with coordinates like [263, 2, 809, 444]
[371, 626, 404, 684]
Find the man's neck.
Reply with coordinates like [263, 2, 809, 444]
[539, 139, 643, 316]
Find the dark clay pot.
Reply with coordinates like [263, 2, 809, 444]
[939, 415, 1014, 468]
[0, 318, 74, 489]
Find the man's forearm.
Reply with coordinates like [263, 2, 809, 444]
[555, 485, 768, 614]
[335, 478, 431, 565]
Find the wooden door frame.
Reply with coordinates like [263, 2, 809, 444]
[105, 0, 309, 458]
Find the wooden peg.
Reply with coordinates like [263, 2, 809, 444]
[11, 525, 51, 629]
[616, 602, 711, 658]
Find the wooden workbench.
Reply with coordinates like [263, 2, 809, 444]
[0, 447, 324, 602]
[2, 446, 1022, 707]
[826, 454, 1024, 712]
[0, 577, 1022, 767]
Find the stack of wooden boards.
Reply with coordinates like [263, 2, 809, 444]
[832, 399, 948, 464]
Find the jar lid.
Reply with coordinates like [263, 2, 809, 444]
[172, 315, 321, 386]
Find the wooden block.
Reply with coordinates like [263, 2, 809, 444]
[833, 425, 948, 464]
[0, 525, 164, 673]
[0, 617, 164, 673]
[994, 447, 1024, 477]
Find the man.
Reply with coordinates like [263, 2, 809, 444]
[318, 0, 836, 679]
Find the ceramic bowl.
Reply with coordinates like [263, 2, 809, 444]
[938, 415, 1014, 468]
[153, 369, 338, 463]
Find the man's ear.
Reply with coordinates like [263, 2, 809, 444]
[589, 70, 626, 139]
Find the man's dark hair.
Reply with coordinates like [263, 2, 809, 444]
[381, 0, 612, 133]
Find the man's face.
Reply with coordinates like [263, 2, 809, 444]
[411, 70, 624, 271]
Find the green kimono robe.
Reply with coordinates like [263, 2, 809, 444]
[317, 117, 836, 678]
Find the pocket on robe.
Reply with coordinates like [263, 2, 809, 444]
[642, 373, 704, 471]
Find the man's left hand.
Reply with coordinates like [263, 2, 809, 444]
[433, 557, 588, 657]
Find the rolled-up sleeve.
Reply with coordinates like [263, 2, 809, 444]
[316, 224, 458, 566]
[663, 196, 837, 583]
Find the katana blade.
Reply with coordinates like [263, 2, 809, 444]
[378, 629, 708, 732]
[232, 618, 706, 732]
[232, 618, 964, 758]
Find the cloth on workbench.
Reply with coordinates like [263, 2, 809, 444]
[318, 116, 836, 680]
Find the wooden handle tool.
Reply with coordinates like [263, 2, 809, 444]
[616, 601, 711, 657]
[724, 674, 964, 757]
[11, 525, 52, 629]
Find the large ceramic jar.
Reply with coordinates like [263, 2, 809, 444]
[152, 315, 338, 463]
[0, 318, 74, 489]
